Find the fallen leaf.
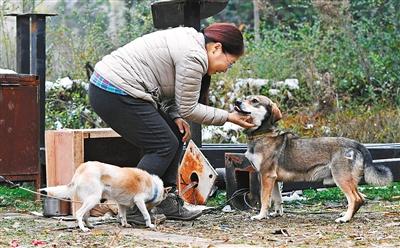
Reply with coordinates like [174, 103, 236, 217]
[10, 239, 20, 248]
[384, 212, 400, 217]
[32, 240, 47, 246]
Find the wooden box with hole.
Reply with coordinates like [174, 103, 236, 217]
[178, 140, 218, 205]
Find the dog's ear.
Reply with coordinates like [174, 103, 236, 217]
[271, 103, 282, 123]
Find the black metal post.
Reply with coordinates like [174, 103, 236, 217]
[184, 1, 202, 147]
[184, 0, 200, 30]
[15, 15, 30, 74]
[31, 15, 48, 158]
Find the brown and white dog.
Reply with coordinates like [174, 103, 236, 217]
[234, 95, 393, 223]
[41, 161, 169, 231]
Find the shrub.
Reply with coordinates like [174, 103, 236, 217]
[45, 77, 105, 129]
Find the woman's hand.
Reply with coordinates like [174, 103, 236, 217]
[227, 112, 255, 129]
[174, 118, 191, 143]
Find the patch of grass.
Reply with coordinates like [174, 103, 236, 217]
[302, 187, 345, 203]
[302, 182, 400, 204]
[0, 183, 41, 212]
[2, 181, 397, 213]
[207, 182, 400, 207]
[207, 190, 227, 207]
[359, 182, 400, 201]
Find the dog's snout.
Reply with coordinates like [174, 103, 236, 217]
[235, 100, 242, 106]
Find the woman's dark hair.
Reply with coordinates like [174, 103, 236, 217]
[202, 23, 244, 56]
[199, 23, 244, 105]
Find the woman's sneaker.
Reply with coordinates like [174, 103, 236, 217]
[151, 193, 203, 220]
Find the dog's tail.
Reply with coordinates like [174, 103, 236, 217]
[39, 164, 83, 199]
[40, 184, 74, 199]
[364, 164, 393, 186]
[354, 142, 393, 186]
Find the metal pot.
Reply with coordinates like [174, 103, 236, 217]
[43, 198, 70, 217]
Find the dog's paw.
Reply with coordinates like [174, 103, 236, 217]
[275, 206, 284, 216]
[251, 214, 268, 221]
[121, 223, 132, 228]
[81, 227, 91, 232]
[147, 223, 155, 229]
[86, 223, 94, 229]
[335, 216, 350, 223]
[269, 211, 283, 218]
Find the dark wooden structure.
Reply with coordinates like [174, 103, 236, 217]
[5, 13, 56, 186]
[151, 0, 229, 147]
[0, 74, 41, 189]
[151, 0, 228, 30]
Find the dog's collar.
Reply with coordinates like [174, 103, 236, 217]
[146, 185, 159, 204]
[247, 128, 281, 140]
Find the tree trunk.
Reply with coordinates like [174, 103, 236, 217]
[253, 0, 260, 43]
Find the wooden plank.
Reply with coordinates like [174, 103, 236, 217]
[54, 131, 75, 186]
[59, 128, 119, 139]
[84, 128, 119, 139]
[0, 74, 39, 85]
[72, 130, 84, 216]
[45, 131, 56, 186]
[45, 129, 83, 216]
[73, 130, 84, 169]
[59, 128, 118, 139]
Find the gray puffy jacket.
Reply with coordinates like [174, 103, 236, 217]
[94, 27, 228, 125]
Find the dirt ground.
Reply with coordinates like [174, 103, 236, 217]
[1, 200, 399, 248]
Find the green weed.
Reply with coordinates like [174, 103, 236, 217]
[0, 184, 41, 212]
[302, 182, 400, 204]
[206, 182, 400, 208]
[207, 190, 227, 207]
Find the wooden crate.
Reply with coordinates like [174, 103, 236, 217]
[45, 128, 142, 215]
[45, 128, 119, 186]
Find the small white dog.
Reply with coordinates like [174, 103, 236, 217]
[41, 161, 169, 231]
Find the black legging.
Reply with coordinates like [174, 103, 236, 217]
[89, 83, 183, 187]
